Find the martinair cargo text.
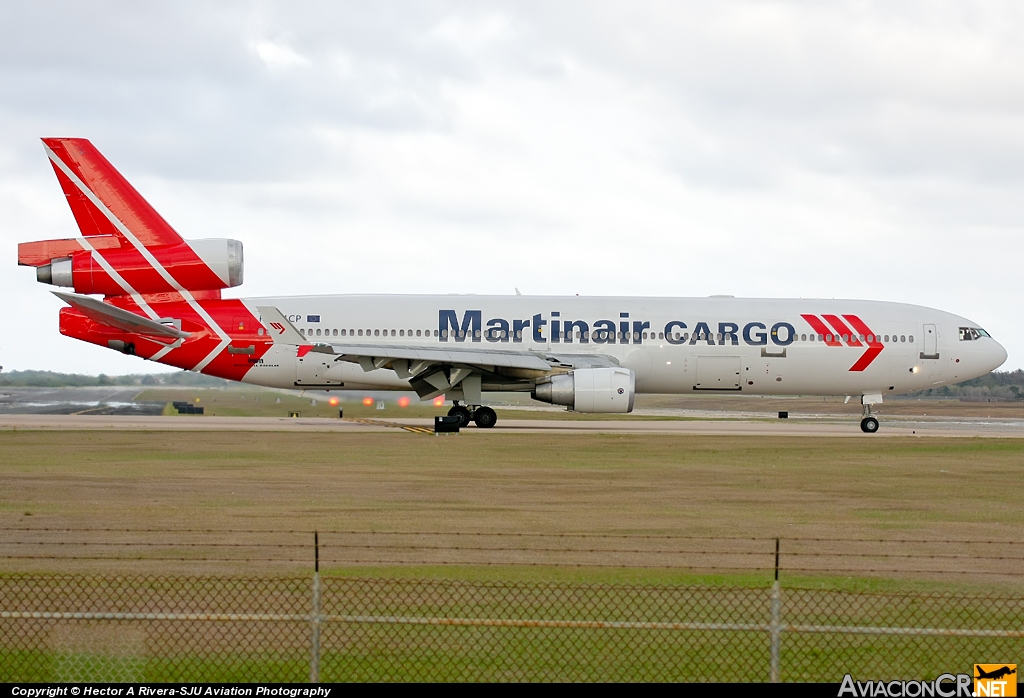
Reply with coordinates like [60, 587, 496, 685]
[19, 139, 1007, 432]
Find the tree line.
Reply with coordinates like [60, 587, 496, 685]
[0, 370, 233, 388]
[2, 368, 1022, 399]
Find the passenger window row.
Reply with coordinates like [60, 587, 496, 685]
[294, 327, 918, 344]
[299, 328, 439, 338]
[797, 333, 913, 343]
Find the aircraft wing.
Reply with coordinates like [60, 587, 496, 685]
[320, 343, 620, 400]
[541, 352, 620, 369]
[325, 343, 552, 371]
[248, 308, 621, 399]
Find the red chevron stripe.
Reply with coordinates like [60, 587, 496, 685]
[801, 314, 842, 346]
[843, 314, 884, 371]
[804, 312, 886, 371]
[822, 314, 862, 347]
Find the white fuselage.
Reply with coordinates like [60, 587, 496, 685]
[236, 294, 1007, 399]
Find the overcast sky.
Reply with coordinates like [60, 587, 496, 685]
[1, 1, 1022, 375]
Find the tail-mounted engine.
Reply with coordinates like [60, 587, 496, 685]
[19, 137, 244, 300]
[21, 237, 243, 296]
[533, 367, 635, 413]
[18, 137, 261, 382]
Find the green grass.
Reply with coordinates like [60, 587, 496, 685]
[314, 565, 1015, 595]
[2, 430, 1022, 588]
[6, 634, 1015, 682]
[3, 573, 1021, 682]
[2, 429, 1023, 681]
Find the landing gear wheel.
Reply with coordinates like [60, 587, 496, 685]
[473, 406, 497, 429]
[448, 405, 471, 427]
[860, 417, 879, 434]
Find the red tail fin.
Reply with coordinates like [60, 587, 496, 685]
[26, 137, 253, 377]
[42, 138, 184, 248]
[27, 138, 242, 299]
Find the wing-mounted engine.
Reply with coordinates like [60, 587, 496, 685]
[533, 367, 635, 413]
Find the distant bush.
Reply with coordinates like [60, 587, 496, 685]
[903, 369, 1024, 401]
[0, 370, 234, 388]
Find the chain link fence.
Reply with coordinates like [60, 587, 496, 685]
[2, 573, 1022, 682]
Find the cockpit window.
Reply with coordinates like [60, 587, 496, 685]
[959, 327, 990, 341]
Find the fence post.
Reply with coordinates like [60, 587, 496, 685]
[769, 537, 781, 683]
[310, 531, 321, 684]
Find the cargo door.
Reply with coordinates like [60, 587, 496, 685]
[694, 356, 742, 390]
[296, 351, 342, 387]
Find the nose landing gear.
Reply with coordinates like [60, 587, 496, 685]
[447, 402, 498, 429]
[860, 395, 884, 431]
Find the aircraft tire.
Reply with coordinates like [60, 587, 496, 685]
[448, 405, 472, 427]
[473, 406, 497, 429]
[860, 417, 879, 434]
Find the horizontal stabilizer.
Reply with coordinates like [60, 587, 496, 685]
[53, 291, 189, 339]
[256, 306, 307, 345]
[18, 235, 121, 267]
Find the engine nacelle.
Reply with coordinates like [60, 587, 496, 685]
[532, 367, 635, 413]
[30, 238, 243, 295]
[187, 239, 244, 288]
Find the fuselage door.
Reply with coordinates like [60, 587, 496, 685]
[694, 356, 742, 391]
[296, 352, 343, 387]
[921, 324, 939, 359]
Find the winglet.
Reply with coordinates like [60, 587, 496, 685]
[256, 306, 307, 344]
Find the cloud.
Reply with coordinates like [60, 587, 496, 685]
[0, 1, 1022, 374]
[253, 40, 309, 69]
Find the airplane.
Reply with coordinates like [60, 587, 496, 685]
[18, 138, 1008, 432]
[975, 666, 1016, 681]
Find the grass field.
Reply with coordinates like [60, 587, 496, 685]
[1, 430, 1022, 589]
[2, 429, 1023, 681]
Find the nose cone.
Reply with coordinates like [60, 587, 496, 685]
[987, 338, 1009, 372]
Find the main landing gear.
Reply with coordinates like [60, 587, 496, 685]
[448, 402, 498, 429]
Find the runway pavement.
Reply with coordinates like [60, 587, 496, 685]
[2, 413, 1023, 437]
[0, 386, 163, 415]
